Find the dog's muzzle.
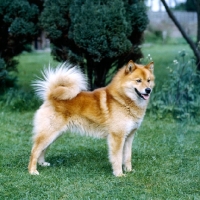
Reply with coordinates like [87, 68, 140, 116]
[135, 88, 151, 100]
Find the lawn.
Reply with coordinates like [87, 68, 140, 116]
[1, 111, 200, 199]
[0, 44, 200, 199]
[15, 51, 58, 90]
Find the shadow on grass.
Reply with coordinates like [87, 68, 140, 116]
[37, 146, 111, 176]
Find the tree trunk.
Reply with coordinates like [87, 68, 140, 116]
[195, 0, 200, 43]
[93, 59, 111, 89]
[160, 0, 200, 70]
[86, 58, 111, 90]
[86, 59, 94, 90]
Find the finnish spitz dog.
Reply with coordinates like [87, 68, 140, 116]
[28, 60, 155, 177]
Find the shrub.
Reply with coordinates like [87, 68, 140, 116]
[0, 88, 41, 112]
[149, 50, 200, 121]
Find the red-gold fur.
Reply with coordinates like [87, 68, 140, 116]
[28, 60, 155, 176]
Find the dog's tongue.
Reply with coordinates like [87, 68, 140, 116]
[141, 94, 150, 100]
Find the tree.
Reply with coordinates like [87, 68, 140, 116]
[41, 0, 148, 89]
[160, 0, 200, 70]
[0, 0, 40, 91]
[186, 0, 196, 11]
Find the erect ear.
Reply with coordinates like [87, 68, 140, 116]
[145, 61, 154, 73]
[125, 60, 136, 74]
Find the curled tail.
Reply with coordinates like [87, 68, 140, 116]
[33, 62, 88, 101]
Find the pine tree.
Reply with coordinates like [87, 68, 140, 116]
[41, 0, 149, 88]
[0, 0, 40, 91]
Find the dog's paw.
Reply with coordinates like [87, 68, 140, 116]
[123, 165, 132, 172]
[38, 162, 50, 167]
[29, 170, 40, 175]
[124, 166, 136, 174]
[113, 170, 125, 177]
[116, 173, 126, 177]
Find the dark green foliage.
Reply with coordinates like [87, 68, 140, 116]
[0, 59, 6, 80]
[0, 88, 41, 111]
[0, 0, 40, 91]
[41, 0, 148, 88]
[174, 0, 196, 11]
[149, 50, 200, 121]
[69, 0, 132, 62]
[186, 0, 197, 12]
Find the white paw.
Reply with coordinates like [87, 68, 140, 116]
[113, 170, 125, 177]
[123, 165, 132, 172]
[29, 170, 40, 175]
[124, 165, 136, 173]
[39, 162, 50, 167]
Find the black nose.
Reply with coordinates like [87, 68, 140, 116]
[145, 88, 151, 94]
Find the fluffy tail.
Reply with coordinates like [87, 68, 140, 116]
[33, 62, 88, 101]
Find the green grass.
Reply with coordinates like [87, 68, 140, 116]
[1, 43, 200, 199]
[0, 111, 200, 199]
[15, 51, 58, 90]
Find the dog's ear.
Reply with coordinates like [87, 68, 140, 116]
[145, 61, 154, 73]
[125, 60, 136, 74]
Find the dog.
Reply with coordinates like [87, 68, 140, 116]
[28, 60, 155, 177]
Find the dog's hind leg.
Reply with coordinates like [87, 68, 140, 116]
[38, 148, 50, 167]
[28, 130, 63, 175]
[28, 113, 67, 175]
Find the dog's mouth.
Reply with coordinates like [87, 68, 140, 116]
[134, 88, 150, 100]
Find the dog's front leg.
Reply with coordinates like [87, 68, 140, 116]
[123, 130, 136, 173]
[107, 133, 125, 177]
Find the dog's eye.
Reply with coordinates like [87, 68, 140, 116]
[136, 79, 142, 83]
[147, 79, 151, 83]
